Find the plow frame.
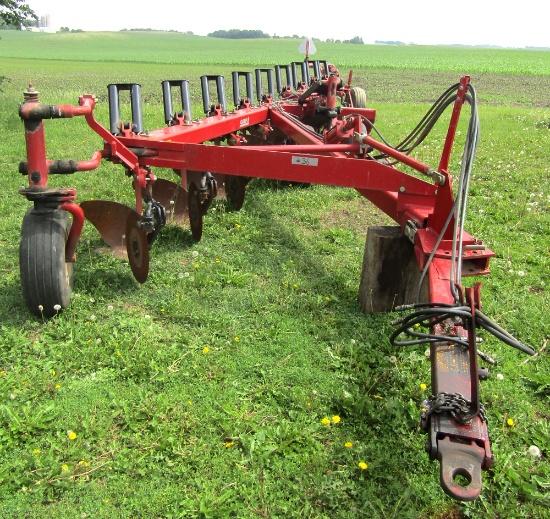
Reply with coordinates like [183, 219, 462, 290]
[18, 62, 530, 501]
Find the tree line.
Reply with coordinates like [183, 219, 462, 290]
[207, 29, 270, 39]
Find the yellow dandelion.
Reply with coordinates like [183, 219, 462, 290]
[224, 441, 234, 448]
[507, 418, 515, 427]
[234, 336, 239, 342]
[325, 296, 330, 301]
[55, 384, 61, 389]
[67, 430, 77, 440]
[51, 370, 56, 376]
[345, 442, 353, 448]
[307, 402, 311, 407]
[321, 417, 331, 425]
[236, 224, 241, 229]
[203, 347, 210, 354]
[358, 461, 368, 470]
[332, 415, 341, 424]
[374, 395, 383, 399]
[32, 449, 41, 455]
[79, 460, 89, 467]
[420, 383, 427, 390]
[61, 464, 70, 472]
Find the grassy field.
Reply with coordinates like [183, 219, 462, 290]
[0, 32, 549, 518]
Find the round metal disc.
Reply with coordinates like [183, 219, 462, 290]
[226, 175, 246, 210]
[188, 182, 203, 241]
[125, 211, 149, 283]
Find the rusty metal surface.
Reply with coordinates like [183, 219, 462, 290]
[187, 182, 203, 241]
[80, 200, 137, 258]
[149, 178, 189, 223]
[125, 210, 149, 283]
[437, 435, 485, 501]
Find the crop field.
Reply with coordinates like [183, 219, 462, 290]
[0, 31, 549, 518]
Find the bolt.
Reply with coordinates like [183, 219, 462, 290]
[23, 84, 39, 102]
[399, 186, 406, 193]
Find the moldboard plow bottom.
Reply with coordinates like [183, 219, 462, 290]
[16, 56, 535, 501]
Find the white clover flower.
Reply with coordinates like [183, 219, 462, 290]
[144, 314, 151, 319]
[343, 390, 352, 399]
[89, 315, 96, 321]
[496, 373, 504, 381]
[107, 305, 114, 311]
[178, 273, 184, 279]
[38, 305, 44, 312]
[517, 271, 525, 277]
[425, 348, 431, 357]
[53, 304, 61, 312]
[192, 250, 199, 258]
[528, 445, 541, 458]
[389, 355, 397, 364]
[350, 339, 356, 345]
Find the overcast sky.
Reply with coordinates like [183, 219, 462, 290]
[26, 0, 549, 48]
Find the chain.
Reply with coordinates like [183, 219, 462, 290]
[420, 392, 487, 430]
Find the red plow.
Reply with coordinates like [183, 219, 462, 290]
[18, 56, 534, 500]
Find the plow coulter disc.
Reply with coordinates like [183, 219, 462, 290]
[81, 200, 139, 259]
[225, 175, 247, 210]
[188, 182, 203, 241]
[125, 211, 149, 283]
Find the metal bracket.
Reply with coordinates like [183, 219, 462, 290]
[162, 80, 192, 125]
[231, 72, 254, 108]
[404, 220, 418, 244]
[426, 168, 446, 185]
[200, 75, 227, 115]
[107, 83, 144, 135]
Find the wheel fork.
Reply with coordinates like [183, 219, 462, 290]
[19, 187, 85, 263]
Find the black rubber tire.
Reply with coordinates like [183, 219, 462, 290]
[20, 208, 73, 317]
[350, 86, 367, 109]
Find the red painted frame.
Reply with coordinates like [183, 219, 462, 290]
[19, 72, 495, 500]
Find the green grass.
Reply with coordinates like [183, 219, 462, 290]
[2, 30, 550, 74]
[0, 31, 549, 518]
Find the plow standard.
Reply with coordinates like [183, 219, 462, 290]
[17, 56, 534, 501]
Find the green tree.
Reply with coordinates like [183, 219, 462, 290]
[0, 0, 37, 28]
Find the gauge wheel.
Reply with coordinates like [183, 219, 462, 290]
[20, 208, 73, 317]
[350, 86, 367, 108]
